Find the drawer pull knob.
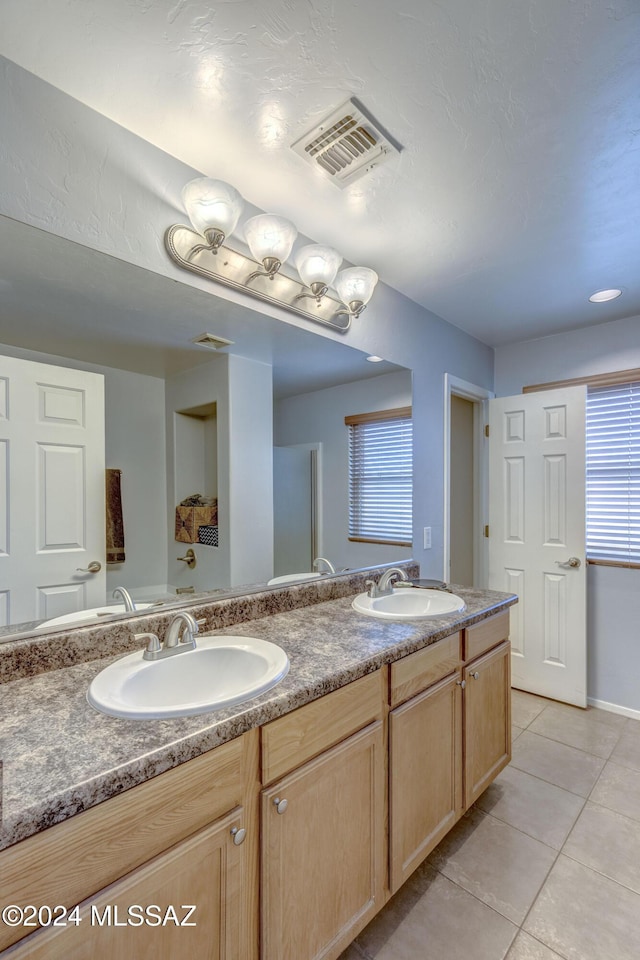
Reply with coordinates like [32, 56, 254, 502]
[470, 671, 480, 680]
[456, 679, 466, 689]
[230, 826, 246, 845]
[273, 797, 288, 814]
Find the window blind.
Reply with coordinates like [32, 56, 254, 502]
[346, 412, 413, 545]
[586, 381, 640, 564]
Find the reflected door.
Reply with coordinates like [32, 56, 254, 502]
[488, 386, 587, 706]
[0, 355, 106, 627]
[273, 445, 318, 577]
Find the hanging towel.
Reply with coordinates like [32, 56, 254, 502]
[106, 468, 125, 563]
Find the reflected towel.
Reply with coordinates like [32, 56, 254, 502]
[106, 468, 125, 564]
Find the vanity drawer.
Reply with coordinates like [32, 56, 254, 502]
[463, 611, 510, 662]
[390, 632, 461, 707]
[261, 670, 385, 784]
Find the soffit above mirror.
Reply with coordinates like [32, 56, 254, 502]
[0, 215, 404, 395]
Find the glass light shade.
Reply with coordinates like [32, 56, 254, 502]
[244, 215, 298, 264]
[295, 245, 342, 289]
[181, 178, 244, 238]
[335, 267, 379, 307]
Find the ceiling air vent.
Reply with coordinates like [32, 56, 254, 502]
[191, 333, 234, 350]
[291, 98, 401, 188]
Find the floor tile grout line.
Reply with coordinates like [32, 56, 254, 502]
[508, 758, 599, 800]
[599, 756, 640, 777]
[488, 758, 594, 800]
[513, 725, 618, 762]
[557, 845, 640, 900]
[523, 725, 622, 761]
[586, 793, 640, 824]
[477, 804, 586, 856]
[514, 841, 562, 948]
[426, 862, 522, 933]
[519, 929, 571, 960]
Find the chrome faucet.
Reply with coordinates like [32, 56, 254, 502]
[141, 611, 201, 661]
[164, 611, 200, 649]
[366, 567, 410, 598]
[112, 586, 136, 612]
[313, 557, 336, 575]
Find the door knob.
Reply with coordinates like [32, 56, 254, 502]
[555, 557, 581, 569]
[76, 561, 102, 574]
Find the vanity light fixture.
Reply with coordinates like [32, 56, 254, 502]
[166, 177, 379, 332]
[588, 288, 622, 303]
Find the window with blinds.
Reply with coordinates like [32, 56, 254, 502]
[586, 381, 640, 565]
[345, 406, 412, 546]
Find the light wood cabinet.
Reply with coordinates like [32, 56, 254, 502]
[388, 613, 511, 894]
[261, 722, 386, 960]
[4, 808, 245, 960]
[389, 672, 462, 892]
[260, 672, 386, 960]
[464, 639, 511, 806]
[0, 731, 259, 958]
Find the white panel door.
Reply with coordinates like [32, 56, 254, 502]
[488, 386, 587, 706]
[0, 355, 105, 627]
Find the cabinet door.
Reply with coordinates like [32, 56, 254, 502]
[464, 640, 512, 806]
[261, 721, 385, 960]
[389, 672, 463, 893]
[4, 808, 246, 960]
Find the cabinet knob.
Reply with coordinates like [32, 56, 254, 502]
[456, 679, 466, 689]
[230, 826, 246, 845]
[273, 797, 288, 815]
[470, 671, 480, 680]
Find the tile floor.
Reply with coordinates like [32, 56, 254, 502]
[339, 690, 640, 960]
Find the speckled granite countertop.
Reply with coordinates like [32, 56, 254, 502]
[0, 578, 516, 853]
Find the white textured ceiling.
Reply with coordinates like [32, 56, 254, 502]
[1, 0, 639, 346]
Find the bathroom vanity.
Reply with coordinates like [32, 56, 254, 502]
[0, 569, 515, 959]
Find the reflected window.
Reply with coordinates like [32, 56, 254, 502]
[345, 406, 412, 546]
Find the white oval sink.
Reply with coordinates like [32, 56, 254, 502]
[87, 635, 290, 719]
[352, 588, 466, 620]
[36, 603, 154, 630]
[267, 572, 321, 586]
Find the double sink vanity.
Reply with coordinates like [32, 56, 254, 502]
[0, 564, 516, 959]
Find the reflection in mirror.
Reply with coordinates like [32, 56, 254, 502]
[0, 215, 412, 641]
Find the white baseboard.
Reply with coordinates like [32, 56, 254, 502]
[588, 697, 640, 722]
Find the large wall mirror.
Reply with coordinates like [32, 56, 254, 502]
[0, 215, 413, 641]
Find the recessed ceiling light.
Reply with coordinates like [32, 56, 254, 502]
[366, 355, 384, 363]
[589, 288, 622, 303]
